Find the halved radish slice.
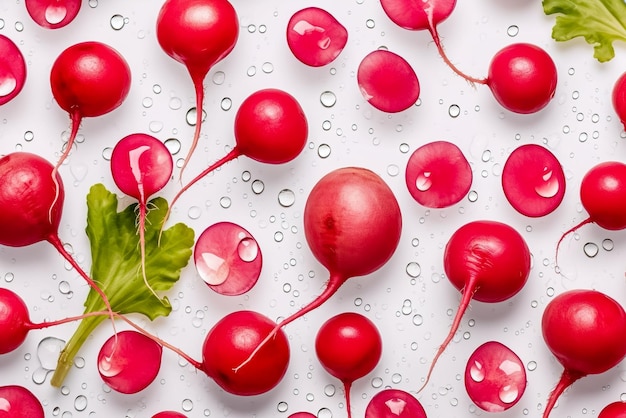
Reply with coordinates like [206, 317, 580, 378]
[0, 385, 44, 418]
[405, 141, 472, 208]
[501, 144, 565, 217]
[0, 35, 26, 106]
[286, 7, 348, 67]
[25, 0, 81, 29]
[194, 221, 262, 295]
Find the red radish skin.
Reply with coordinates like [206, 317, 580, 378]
[98, 330, 163, 394]
[365, 388, 427, 418]
[286, 7, 348, 67]
[25, 0, 81, 29]
[0, 34, 27, 106]
[420, 220, 531, 392]
[357, 49, 420, 113]
[501, 144, 566, 217]
[288, 413, 317, 418]
[0, 385, 44, 418]
[464, 341, 526, 412]
[152, 413, 187, 418]
[405, 140, 472, 208]
[600, 401, 626, 418]
[612, 72, 626, 129]
[193, 222, 262, 295]
[486, 43, 558, 114]
[315, 312, 383, 418]
[541, 289, 626, 418]
[156, 0, 239, 180]
[235, 167, 401, 372]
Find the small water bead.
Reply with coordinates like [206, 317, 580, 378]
[241, 170, 251, 182]
[110, 14, 126, 30]
[583, 242, 599, 257]
[220, 97, 232, 111]
[568, 67, 575, 75]
[180, 399, 193, 412]
[527, 361, 537, 371]
[406, 262, 421, 278]
[262, 62, 274, 73]
[391, 373, 402, 384]
[318, 408, 333, 418]
[274, 231, 284, 242]
[277, 402, 288, 413]
[572, 90, 580, 99]
[212, 71, 225, 85]
[401, 300, 412, 315]
[0, 19, 4, 29]
[187, 206, 202, 220]
[507, 25, 519, 37]
[386, 164, 400, 177]
[320, 91, 337, 108]
[365, 19, 376, 29]
[247, 24, 256, 33]
[371, 377, 384, 388]
[602, 239, 614, 251]
[318, 143, 331, 158]
[185, 107, 207, 126]
[251, 179, 265, 194]
[58, 281, 71, 295]
[413, 314, 423, 326]
[468, 190, 478, 202]
[164, 138, 181, 155]
[399, 143, 410, 153]
[15, 21, 24, 32]
[142, 97, 153, 108]
[448, 104, 461, 118]
[4, 272, 15, 283]
[322, 120, 332, 130]
[278, 189, 296, 207]
[23, 130, 35, 142]
[153, 84, 162, 94]
[74, 395, 87, 412]
[219, 196, 231, 208]
[169, 97, 182, 110]
[247, 66, 257, 77]
[579, 132, 588, 142]
[148, 121, 163, 133]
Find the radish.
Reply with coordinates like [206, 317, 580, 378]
[193, 221, 262, 295]
[541, 289, 626, 418]
[288, 413, 316, 418]
[98, 330, 163, 394]
[364, 388, 427, 418]
[156, 0, 239, 180]
[357, 49, 420, 113]
[110, 133, 174, 297]
[153, 413, 187, 418]
[286, 7, 348, 67]
[501, 144, 566, 217]
[612, 72, 626, 129]
[25, 0, 81, 29]
[0, 34, 27, 106]
[420, 220, 531, 392]
[235, 167, 401, 371]
[600, 401, 626, 418]
[315, 312, 382, 418]
[405, 140, 472, 208]
[0, 385, 44, 418]
[464, 341, 526, 412]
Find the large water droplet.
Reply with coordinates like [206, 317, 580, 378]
[37, 336, 65, 370]
[0, 74, 17, 97]
[415, 172, 432, 191]
[470, 361, 485, 382]
[198, 252, 229, 285]
[534, 168, 559, 198]
[384, 398, 407, 414]
[237, 237, 259, 262]
[45, 5, 67, 24]
[278, 189, 296, 207]
[498, 385, 519, 404]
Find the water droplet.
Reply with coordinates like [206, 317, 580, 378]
[448, 104, 461, 118]
[320, 91, 337, 108]
[4, 272, 14, 283]
[406, 262, 421, 278]
[110, 14, 125, 30]
[262, 62, 274, 73]
[602, 239, 614, 251]
[164, 138, 181, 155]
[322, 120, 332, 131]
[507, 25, 519, 37]
[219, 196, 231, 208]
[198, 252, 229, 285]
[188, 206, 202, 220]
[142, 97, 153, 108]
[0, 74, 17, 97]
[415, 172, 432, 191]
[366, 19, 375, 28]
[470, 361, 485, 382]
[251, 179, 265, 194]
[23, 131, 34, 142]
[387, 164, 400, 177]
[535, 168, 560, 198]
[237, 237, 259, 262]
[153, 84, 162, 94]
[220, 97, 232, 111]
[277, 402, 288, 413]
[182, 399, 193, 412]
[583, 242, 599, 258]
[412, 314, 423, 326]
[318, 143, 331, 158]
[468, 190, 478, 202]
[212, 71, 225, 85]
[45, 5, 67, 24]
[247, 66, 257, 77]
[74, 395, 87, 412]
[186, 107, 207, 126]
[149, 120, 164, 133]
[169, 97, 182, 110]
[278, 189, 296, 207]
[37, 337, 66, 370]
[499, 385, 519, 404]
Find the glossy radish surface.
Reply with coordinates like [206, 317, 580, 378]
[0, 288, 32, 354]
[315, 312, 382, 418]
[286, 7, 348, 67]
[365, 388, 427, 418]
[98, 330, 163, 394]
[420, 220, 531, 391]
[152, 413, 187, 418]
[541, 289, 626, 418]
[156, 0, 239, 179]
[501, 144, 565, 217]
[194, 221, 262, 295]
[288, 413, 317, 418]
[0, 385, 44, 418]
[486, 43, 557, 114]
[201, 310, 290, 396]
[600, 401, 626, 418]
[0, 34, 27, 106]
[612, 72, 626, 129]
[357, 49, 420, 113]
[464, 341, 526, 412]
[405, 140, 472, 208]
[25, 0, 81, 29]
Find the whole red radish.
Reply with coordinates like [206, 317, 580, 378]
[156, 0, 239, 179]
[0, 288, 32, 354]
[612, 72, 626, 129]
[25, 0, 81, 29]
[315, 312, 382, 418]
[541, 289, 626, 418]
[600, 401, 626, 418]
[420, 220, 531, 391]
[0, 385, 44, 418]
[152, 413, 187, 418]
[0, 34, 27, 106]
[365, 388, 427, 418]
[288, 413, 316, 418]
[286, 7, 348, 67]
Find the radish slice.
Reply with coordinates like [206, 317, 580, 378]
[0, 385, 44, 418]
[365, 388, 427, 418]
[357, 49, 420, 113]
[25, 0, 81, 29]
[194, 221, 262, 295]
[0, 35, 26, 106]
[405, 140, 472, 208]
[286, 7, 348, 67]
[501, 144, 566, 217]
[464, 341, 527, 412]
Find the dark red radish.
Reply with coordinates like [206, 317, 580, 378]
[419, 220, 531, 392]
[486, 43, 557, 114]
[600, 401, 626, 418]
[50, 41, 131, 172]
[541, 289, 626, 418]
[357, 49, 420, 113]
[110, 133, 173, 297]
[288, 413, 317, 418]
[152, 413, 187, 418]
[25, 0, 81, 29]
[235, 167, 401, 372]
[0, 35, 27, 106]
[612, 72, 626, 129]
[501, 144, 566, 217]
[98, 330, 163, 394]
[156, 0, 239, 180]
[194, 221, 262, 295]
[315, 312, 382, 418]
[0, 385, 44, 418]
[286, 7, 348, 67]
[365, 388, 427, 418]
[405, 140, 472, 208]
[464, 341, 526, 412]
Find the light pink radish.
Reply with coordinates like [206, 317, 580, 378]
[600, 401, 626, 418]
[156, 0, 239, 180]
[0, 385, 44, 418]
[357, 49, 420, 113]
[365, 388, 427, 418]
[286, 7, 348, 67]
[501, 144, 565, 217]
[405, 140, 472, 208]
[315, 312, 382, 418]
[25, 0, 81, 29]
[612, 72, 626, 129]
[419, 220, 531, 392]
[464, 341, 526, 412]
[541, 289, 626, 418]
[0, 34, 27, 106]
